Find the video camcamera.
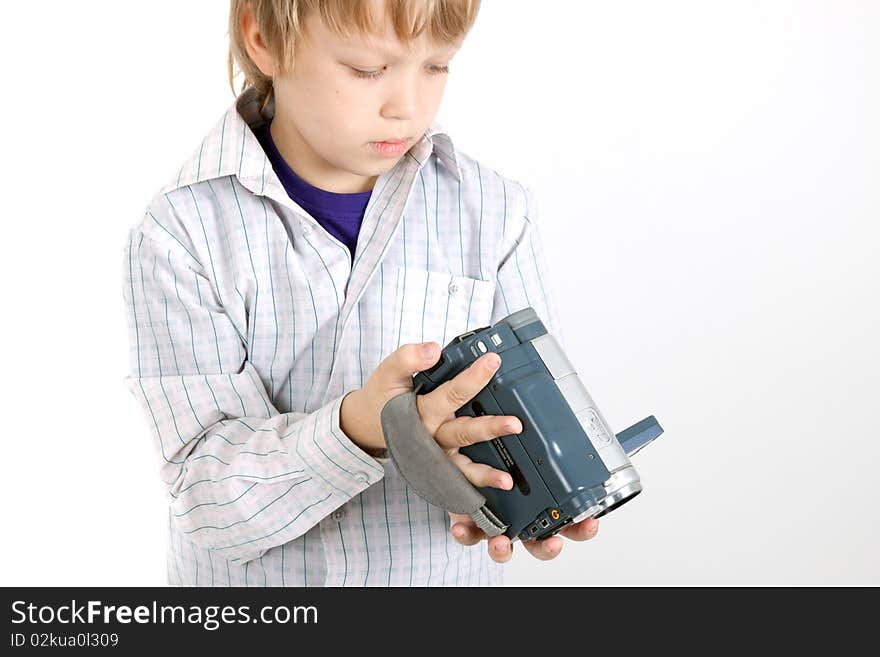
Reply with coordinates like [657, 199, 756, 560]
[411, 307, 664, 541]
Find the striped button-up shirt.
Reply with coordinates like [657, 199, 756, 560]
[122, 87, 563, 586]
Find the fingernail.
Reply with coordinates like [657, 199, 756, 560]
[484, 353, 501, 371]
[452, 526, 464, 538]
[422, 342, 436, 357]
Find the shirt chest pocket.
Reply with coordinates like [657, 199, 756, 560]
[390, 266, 496, 351]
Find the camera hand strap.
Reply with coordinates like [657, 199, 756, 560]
[380, 390, 508, 538]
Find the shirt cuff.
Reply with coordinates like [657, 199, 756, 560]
[295, 394, 386, 499]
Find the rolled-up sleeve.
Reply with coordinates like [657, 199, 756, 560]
[121, 214, 384, 564]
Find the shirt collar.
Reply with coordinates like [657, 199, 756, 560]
[163, 86, 462, 197]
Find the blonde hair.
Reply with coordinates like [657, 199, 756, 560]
[228, 0, 481, 113]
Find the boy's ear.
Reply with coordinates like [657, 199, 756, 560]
[239, 3, 284, 77]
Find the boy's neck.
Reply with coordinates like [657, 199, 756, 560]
[268, 118, 377, 194]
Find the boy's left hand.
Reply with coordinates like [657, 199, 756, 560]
[448, 512, 600, 563]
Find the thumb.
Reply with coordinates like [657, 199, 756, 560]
[381, 341, 440, 387]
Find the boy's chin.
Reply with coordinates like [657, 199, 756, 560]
[354, 154, 402, 173]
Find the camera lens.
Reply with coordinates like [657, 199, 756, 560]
[593, 488, 641, 519]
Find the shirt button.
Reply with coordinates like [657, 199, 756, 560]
[448, 282, 459, 294]
[354, 471, 369, 484]
[332, 508, 345, 522]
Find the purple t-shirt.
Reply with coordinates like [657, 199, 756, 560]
[254, 120, 371, 261]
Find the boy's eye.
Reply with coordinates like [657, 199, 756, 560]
[351, 67, 383, 79]
[350, 65, 450, 80]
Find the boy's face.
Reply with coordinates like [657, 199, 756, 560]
[247, 1, 462, 193]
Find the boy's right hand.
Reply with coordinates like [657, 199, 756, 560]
[340, 341, 520, 492]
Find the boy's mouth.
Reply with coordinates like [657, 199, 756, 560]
[369, 139, 411, 157]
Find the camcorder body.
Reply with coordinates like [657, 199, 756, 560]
[412, 307, 663, 542]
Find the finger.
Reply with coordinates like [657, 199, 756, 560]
[558, 517, 600, 542]
[449, 512, 486, 546]
[450, 520, 486, 546]
[488, 535, 514, 563]
[447, 451, 513, 489]
[434, 413, 523, 450]
[521, 536, 564, 561]
[449, 514, 514, 563]
[374, 341, 442, 389]
[417, 351, 502, 425]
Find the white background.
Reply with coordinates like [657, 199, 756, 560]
[1, 1, 876, 586]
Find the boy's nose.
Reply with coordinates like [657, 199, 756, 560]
[381, 83, 419, 122]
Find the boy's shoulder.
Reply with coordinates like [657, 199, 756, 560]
[420, 127, 537, 233]
[156, 90, 267, 201]
[452, 144, 540, 227]
[132, 90, 271, 245]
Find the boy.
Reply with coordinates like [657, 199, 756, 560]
[122, 0, 599, 587]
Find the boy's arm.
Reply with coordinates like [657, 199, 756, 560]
[490, 183, 566, 349]
[122, 207, 384, 565]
